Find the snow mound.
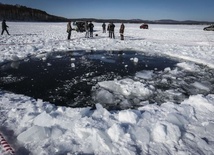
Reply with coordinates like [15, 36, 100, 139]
[135, 70, 154, 79]
[98, 78, 153, 98]
[17, 126, 51, 142]
[177, 62, 201, 72]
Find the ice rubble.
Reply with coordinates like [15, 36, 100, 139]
[1, 62, 214, 154]
[1, 92, 214, 155]
[92, 62, 214, 108]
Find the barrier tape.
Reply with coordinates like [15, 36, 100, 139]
[0, 133, 15, 154]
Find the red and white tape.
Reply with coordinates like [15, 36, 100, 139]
[0, 133, 15, 154]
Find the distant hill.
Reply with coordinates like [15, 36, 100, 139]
[0, 3, 68, 22]
[151, 19, 213, 25]
[0, 3, 213, 24]
[72, 18, 213, 25]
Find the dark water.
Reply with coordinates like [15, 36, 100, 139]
[0, 50, 179, 107]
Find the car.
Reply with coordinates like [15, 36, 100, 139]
[73, 21, 86, 32]
[203, 25, 214, 31]
[140, 23, 148, 29]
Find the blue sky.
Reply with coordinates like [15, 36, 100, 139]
[1, 0, 214, 21]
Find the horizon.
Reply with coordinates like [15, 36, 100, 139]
[0, 0, 214, 22]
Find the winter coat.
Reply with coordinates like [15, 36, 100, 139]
[107, 24, 110, 31]
[102, 23, 106, 29]
[120, 24, 125, 34]
[88, 23, 94, 32]
[2, 20, 8, 30]
[109, 23, 115, 31]
[67, 22, 72, 33]
[85, 22, 89, 30]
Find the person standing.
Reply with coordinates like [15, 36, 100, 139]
[67, 21, 72, 40]
[102, 22, 106, 33]
[88, 21, 94, 37]
[85, 21, 89, 38]
[107, 23, 111, 37]
[109, 22, 115, 39]
[119, 23, 125, 40]
[1, 19, 10, 35]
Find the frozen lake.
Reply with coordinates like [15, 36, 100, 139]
[1, 22, 214, 155]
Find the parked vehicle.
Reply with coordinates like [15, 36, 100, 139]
[140, 23, 148, 29]
[73, 21, 85, 32]
[203, 25, 214, 31]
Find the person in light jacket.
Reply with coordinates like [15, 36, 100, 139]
[85, 21, 89, 38]
[119, 23, 125, 40]
[1, 19, 10, 35]
[67, 21, 72, 40]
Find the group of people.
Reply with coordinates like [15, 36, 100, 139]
[67, 21, 94, 40]
[67, 21, 125, 40]
[102, 22, 125, 40]
[84, 21, 94, 38]
[1, 19, 124, 40]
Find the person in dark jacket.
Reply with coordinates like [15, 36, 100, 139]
[102, 23, 106, 33]
[1, 19, 10, 35]
[67, 21, 72, 40]
[109, 22, 115, 39]
[88, 21, 94, 37]
[119, 23, 125, 40]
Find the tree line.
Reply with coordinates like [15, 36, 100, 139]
[0, 4, 68, 22]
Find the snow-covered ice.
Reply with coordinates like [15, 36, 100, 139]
[1, 22, 214, 155]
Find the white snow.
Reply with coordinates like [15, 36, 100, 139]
[176, 62, 201, 72]
[1, 22, 214, 155]
[98, 78, 152, 98]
